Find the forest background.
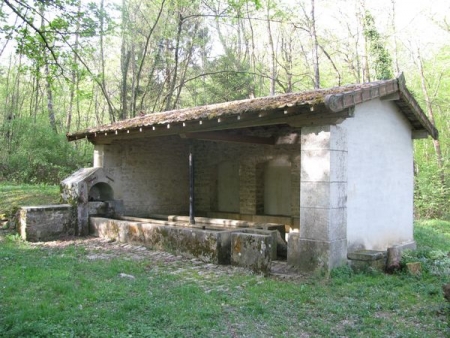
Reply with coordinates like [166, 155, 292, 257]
[0, 0, 448, 219]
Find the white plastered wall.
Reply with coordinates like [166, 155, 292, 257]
[342, 99, 414, 252]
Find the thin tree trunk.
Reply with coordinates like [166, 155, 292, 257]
[391, 0, 400, 75]
[266, 1, 276, 96]
[319, 44, 340, 86]
[165, 13, 183, 111]
[119, 0, 130, 120]
[44, 62, 57, 132]
[310, 0, 320, 89]
[359, 1, 371, 82]
[40, 8, 57, 132]
[66, 0, 81, 133]
[417, 49, 445, 185]
[120, 48, 130, 120]
[131, 0, 166, 114]
[174, 21, 200, 109]
[100, 0, 115, 122]
[246, 2, 257, 98]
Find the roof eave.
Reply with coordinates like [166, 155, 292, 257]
[66, 74, 439, 142]
[323, 74, 438, 140]
[396, 74, 438, 140]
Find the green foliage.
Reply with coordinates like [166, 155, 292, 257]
[362, 11, 393, 80]
[400, 220, 450, 276]
[414, 160, 449, 219]
[410, 48, 450, 220]
[203, 56, 255, 103]
[0, 117, 91, 184]
[401, 248, 450, 277]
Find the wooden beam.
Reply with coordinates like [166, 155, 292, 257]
[82, 105, 353, 145]
[181, 131, 276, 145]
[380, 92, 400, 101]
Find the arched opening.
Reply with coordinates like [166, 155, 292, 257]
[89, 182, 114, 201]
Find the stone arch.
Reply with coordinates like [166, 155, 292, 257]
[89, 182, 114, 201]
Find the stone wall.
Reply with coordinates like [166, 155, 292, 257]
[18, 205, 75, 242]
[102, 135, 190, 216]
[193, 130, 300, 230]
[101, 131, 301, 231]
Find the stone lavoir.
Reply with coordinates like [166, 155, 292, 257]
[18, 74, 438, 274]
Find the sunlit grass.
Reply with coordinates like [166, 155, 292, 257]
[415, 219, 450, 251]
[0, 220, 449, 337]
[0, 183, 449, 336]
[0, 183, 60, 216]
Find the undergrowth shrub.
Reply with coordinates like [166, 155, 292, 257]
[414, 151, 449, 220]
[401, 249, 450, 277]
[0, 117, 91, 184]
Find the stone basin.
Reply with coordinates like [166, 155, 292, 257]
[89, 215, 280, 268]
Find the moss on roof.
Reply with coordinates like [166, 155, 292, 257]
[67, 76, 438, 141]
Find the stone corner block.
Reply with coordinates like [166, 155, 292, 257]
[235, 228, 277, 260]
[231, 232, 272, 275]
[287, 235, 347, 273]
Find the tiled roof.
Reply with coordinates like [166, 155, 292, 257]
[67, 74, 438, 142]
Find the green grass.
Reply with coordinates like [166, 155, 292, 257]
[0, 182, 60, 217]
[0, 220, 449, 337]
[0, 183, 449, 337]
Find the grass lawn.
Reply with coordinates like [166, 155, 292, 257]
[0, 182, 60, 218]
[0, 184, 449, 337]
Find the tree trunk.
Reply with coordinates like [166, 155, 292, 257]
[40, 8, 57, 132]
[386, 246, 401, 273]
[119, 0, 129, 120]
[390, 0, 400, 75]
[66, 0, 81, 134]
[310, 0, 320, 89]
[131, 0, 166, 114]
[174, 21, 200, 109]
[417, 48, 445, 185]
[165, 13, 183, 111]
[100, 0, 115, 122]
[266, 1, 276, 95]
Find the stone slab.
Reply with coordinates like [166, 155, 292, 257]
[347, 250, 387, 261]
[347, 249, 387, 272]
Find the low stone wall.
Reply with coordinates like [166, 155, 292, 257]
[18, 205, 75, 242]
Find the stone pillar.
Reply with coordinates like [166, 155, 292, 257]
[93, 145, 104, 168]
[288, 125, 348, 273]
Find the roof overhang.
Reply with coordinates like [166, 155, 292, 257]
[67, 74, 438, 144]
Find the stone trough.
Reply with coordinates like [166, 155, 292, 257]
[16, 167, 287, 274]
[90, 215, 282, 274]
